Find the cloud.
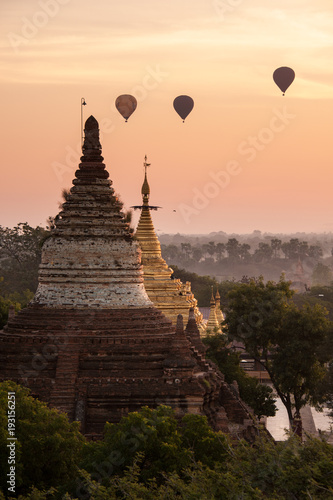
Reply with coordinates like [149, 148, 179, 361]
[1, 3, 332, 93]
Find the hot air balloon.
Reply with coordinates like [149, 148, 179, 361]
[273, 67, 295, 96]
[115, 95, 137, 122]
[173, 95, 194, 122]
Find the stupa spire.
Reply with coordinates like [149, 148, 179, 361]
[134, 157, 162, 257]
[81, 115, 103, 163]
[141, 155, 150, 202]
[133, 158, 205, 331]
[206, 288, 222, 333]
[215, 289, 225, 325]
[33, 117, 152, 309]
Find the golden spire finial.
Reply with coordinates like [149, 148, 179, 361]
[210, 286, 215, 305]
[141, 155, 151, 201]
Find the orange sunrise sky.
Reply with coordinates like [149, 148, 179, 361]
[1, 0, 333, 235]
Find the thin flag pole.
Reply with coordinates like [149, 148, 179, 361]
[81, 98, 87, 147]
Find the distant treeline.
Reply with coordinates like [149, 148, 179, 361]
[161, 234, 333, 284]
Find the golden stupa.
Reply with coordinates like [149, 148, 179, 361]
[215, 289, 225, 325]
[206, 290, 222, 334]
[134, 157, 205, 331]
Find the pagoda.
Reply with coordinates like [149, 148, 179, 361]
[133, 157, 205, 332]
[215, 290, 225, 326]
[0, 117, 253, 438]
[206, 291, 222, 334]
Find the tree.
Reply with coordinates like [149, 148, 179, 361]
[308, 244, 323, 259]
[0, 294, 22, 329]
[180, 242, 192, 260]
[202, 241, 217, 260]
[192, 246, 203, 262]
[270, 238, 282, 259]
[3, 402, 333, 499]
[224, 277, 333, 434]
[298, 240, 309, 259]
[312, 262, 333, 286]
[253, 243, 273, 263]
[239, 243, 251, 262]
[79, 405, 230, 490]
[215, 242, 226, 261]
[0, 381, 85, 497]
[226, 238, 240, 260]
[203, 332, 277, 420]
[14, 434, 333, 499]
[0, 223, 50, 295]
[161, 244, 180, 262]
[207, 241, 216, 258]
[280, 238, 310, 261]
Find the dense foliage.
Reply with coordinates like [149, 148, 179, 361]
[203, 332, 277, 419]
[0, 223, 49, 327]
[224, 277, 333, 432]
[1, 390, 333, 499]
[0, 381, 84, 497]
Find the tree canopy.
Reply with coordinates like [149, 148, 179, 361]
[1, 393, 333, 499]
[0, 381, 84, 497]
[224, 277, 333, 433]
[203, 332, 277, 419]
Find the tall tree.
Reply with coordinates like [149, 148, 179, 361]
[180, 242, 192, 260]
[239, 243, 251, 262]
[161, 244, 180, 262]
[224, 277, 332, 434]
[0, 223, 50, 294]
[312, 262, 333, 286]
[308, 244, 323, 259]
[192, 246, 203, 262]
[215, 242, 226, 261]
[253, 242, 273, 263]
[226, 238, 240, 260]
[270, 238, 282, 259]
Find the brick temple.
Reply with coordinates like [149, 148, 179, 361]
[0, 116, 254, 438]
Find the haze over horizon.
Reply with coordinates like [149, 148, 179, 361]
[1, 1, 332, 235]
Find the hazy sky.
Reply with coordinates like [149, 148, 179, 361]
[1, 0, 333, 234]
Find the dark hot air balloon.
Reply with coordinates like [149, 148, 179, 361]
[173, 95, 194, 122]
[115, 95, 137, 122]
[273, 67, 295, 96]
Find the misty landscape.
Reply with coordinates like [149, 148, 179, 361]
[160, 230, 333, 284]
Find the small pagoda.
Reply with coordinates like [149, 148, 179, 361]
[215, 290, 225, 326]
[206, 291, 222, 334]
[0, 117, 253, 438]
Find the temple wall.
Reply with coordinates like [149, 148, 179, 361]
[34, 237, 152, 308]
